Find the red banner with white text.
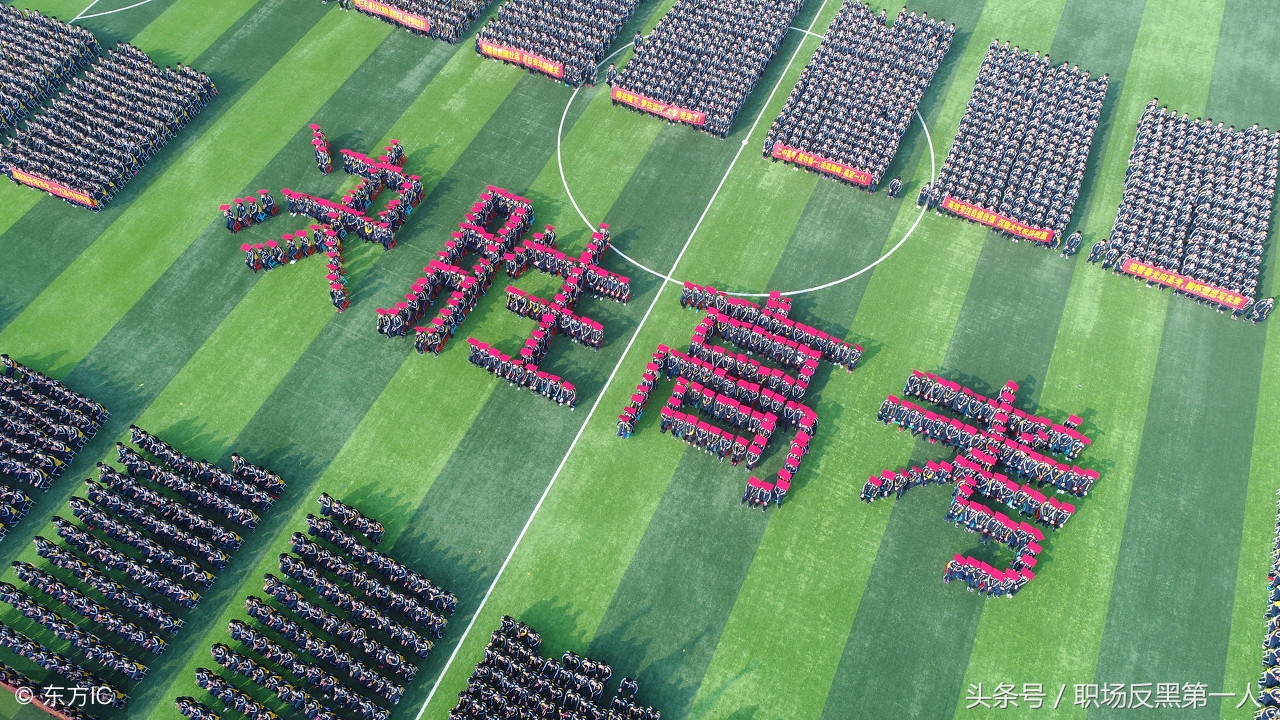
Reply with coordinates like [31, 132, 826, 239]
[8, 168, 97, 208]
[353, 0, 430, 32]
[611, 86, 705, 126]
[940, 194, 1055, 244]
[1119, 257, 1252, 310]
[770, 143, 873, 186]
[477, 41, 564, 79]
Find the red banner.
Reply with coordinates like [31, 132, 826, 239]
[940, 194, 1055, 244]
[353, 0, 430, 32]
[1119, 257, 1252, 310]
[771, 143, 873, 186]
[8, 168, 97, 208]
[478, 40, 564, 79]
[611, 86, 705, 126]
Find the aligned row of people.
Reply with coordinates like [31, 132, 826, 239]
[311, 123, 332, 174]
[1, 355, 105, 495]
[875, 393, 1099, 497]
[83, 479, 229, 569]
[195, 668, 279, 720]
[245, 595, 414, 691]
[53, 517, 202, 608]
[0, 581, 147, 680]
[0, 660, 98, 720]
[678, 284, 862, 371]
[1, 42, 216, 209]
[903, 369, 1090, 460]
[451, 616, 660, 720]
[860, 456, 1076, 529]
[1092, 100, 1278, 318]
[0, 5, 99, 128]
[476, 0, 641, 87]
[221, 190, 278, 233]
[217, 638, 388, 720]
[117, 443, 261, 529]
[229, 616, 403, 707]
[349, 0, 488, 43]
[935, 41, 1107, 240]
[943, 555, 1033, 598]
[66, 498, 216, 589]
[764, 4, 954, 189]
[129, 424, 280, 505]
[468, 338, 580, 407]
[306, 513, 457, 612]
[278, 553, 446, 642]
[1258, 490, 1280, 714]
[33, 535, 186, 633]
[0, 622, 125, 707]
[290, 534, 444, 631]
[209, 644, 340, 720]
[318, 492, 385, 544]
[612, 0, 803, 137]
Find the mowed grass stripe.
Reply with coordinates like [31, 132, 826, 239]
[0, 0, 321, 561]
[124, 38, 584, 720]
[408, 124, 759, 719]
[1214, 0, 1280, 711]
[0, 21, 462, 719]
[663, 8, 837, 290]
[0, 9, 391, 374]
[955, 0, 1229, 716]
[294, 0, 681, 553]
[413, 4, 842, 706]
[1089, 4, 1274, 715]
[557, 8, 862, 717]
[0, 0, 263, 330]
[815, 1, 1075, 717]
[153, 64, 634, 717]
[687, 0, 997, 711]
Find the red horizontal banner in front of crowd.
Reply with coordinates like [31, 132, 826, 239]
[1119, 257, 1252, 310]
[353, 0, 430, 32]
[771, 143, 873, 186]
[477, 40, 564, 79]
[611, 86, 706, 126]
[940, 194, 1055, 244]
[8, 168, 97, 208]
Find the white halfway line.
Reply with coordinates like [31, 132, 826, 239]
[80, 0, 155, 20]
[413, 0, 834, 716]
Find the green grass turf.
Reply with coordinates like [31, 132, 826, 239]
[0, 0, 1277, 719]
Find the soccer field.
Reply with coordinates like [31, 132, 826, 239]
[0, 0, 1277, 718]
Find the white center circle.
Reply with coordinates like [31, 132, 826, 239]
[556, 40, 937, 298]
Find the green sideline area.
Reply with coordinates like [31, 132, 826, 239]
[0, 0, 1275, 718]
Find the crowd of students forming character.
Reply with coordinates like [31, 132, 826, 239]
[619, 285, 861, 510]
[862, 371, 1099, 597]
[0, 5, 99, 128]
[227, 137, 420, 313]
